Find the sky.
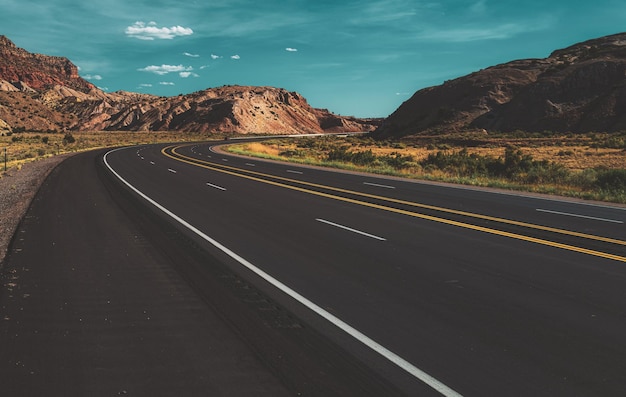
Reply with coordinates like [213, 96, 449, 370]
[2, 0, 626, 117]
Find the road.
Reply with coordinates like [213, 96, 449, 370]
[105, 141, 626, 396]
[3, 139, 626, 396]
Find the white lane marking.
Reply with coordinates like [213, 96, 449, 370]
[150, 161, 155, 165]
[364, 182, 396, 189]
[207, 182, 226, 191]
[316, 218, 386, 241]
[536, 209, 624, 224]
[103, 147, 462, 397]
[245, 163, 256, 167]
[168, 168, 177, 174]
[287, 170, 303, 174]
[222, 158, 229, 162]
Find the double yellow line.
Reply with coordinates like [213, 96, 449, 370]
[162, 144, 626, 263]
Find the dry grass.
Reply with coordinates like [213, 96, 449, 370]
[0, 131, 217, 175]
[226, 135, 626, 203]
[231, 139, 626, 172]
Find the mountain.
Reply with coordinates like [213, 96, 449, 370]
[0, 36, 380, 134]
[376, 32, 626, 138]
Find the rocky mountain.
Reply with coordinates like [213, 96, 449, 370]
[0, 36, 380, 134]
[376, 32, 626, 138]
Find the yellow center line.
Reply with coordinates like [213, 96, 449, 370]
[162, 145, 626, 263]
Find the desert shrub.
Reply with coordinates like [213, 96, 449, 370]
[594, 168, 626, 193]
[62, 133, 75, 145]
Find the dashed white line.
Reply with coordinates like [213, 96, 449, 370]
[245, 163, 256, 167]
[316, 218, 386, 241]
[222, 158, 229, 162]
[287, 170, 303, 174]
[364, 182, 396, 189]
[168, 168, 177, 174]
[536, 209, 623, 224]
[150, 161, 155, 165]
[206, 182, 227, 191]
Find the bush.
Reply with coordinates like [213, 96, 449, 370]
[63, 133, 75, 145]
[594, 169, 626, 193]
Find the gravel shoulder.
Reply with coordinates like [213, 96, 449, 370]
[0, 154, 73, 266]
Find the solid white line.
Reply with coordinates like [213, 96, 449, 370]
[364, 182, 396, 189]
[287, 170, 303, 174]
[168, 168, 177, 173]
[536, 209, 623, 224]
[207, 182, 226, 191]
[103, 147, 462, 397]
[316, 218, 386, 241]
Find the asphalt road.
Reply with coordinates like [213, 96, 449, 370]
[3, 140, 626, 396]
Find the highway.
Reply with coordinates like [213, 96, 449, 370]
[101, 140, 626, 396]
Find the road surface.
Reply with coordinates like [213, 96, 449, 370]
[2, 140, 626, 396]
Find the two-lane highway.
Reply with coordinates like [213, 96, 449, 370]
[104, 141, 626, 396]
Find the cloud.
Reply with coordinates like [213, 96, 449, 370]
[125, 21, 193, 40]
[183, 52, 200, 58]
[139, 83, 152, 87]
[83, 74, 102, 80]
[285, 47, 298, 52]
[230, 55, 240, 60]
[179, 72, 199, 78]
[138, 64, 193, 75]
[159, 82, 175, 85]
[210, 54, 222, 59]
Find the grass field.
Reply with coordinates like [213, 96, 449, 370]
[0, 131, 217, 173]
[225, 134, 626, 203]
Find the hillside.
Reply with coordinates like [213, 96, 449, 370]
[376, 32, 626, 138]
[0, 36, 380, 134]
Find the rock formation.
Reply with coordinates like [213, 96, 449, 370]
[376, 32, 626, 138]
[0, 36, 380, 134]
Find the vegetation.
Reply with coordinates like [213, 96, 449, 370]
[226, 133, 626, 203]
[0, 130, 219, 173]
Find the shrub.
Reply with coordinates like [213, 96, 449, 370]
[63, 133, 75, 145]
[594, 169, 626, 193]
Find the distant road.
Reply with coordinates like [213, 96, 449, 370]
[101, 141, 626, 396]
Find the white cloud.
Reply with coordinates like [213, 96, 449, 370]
[83, 74, 103, 80]
[230, 54, 240, 60]
[210, 54, 222, 59]
[159, 82, 175, 85]
[183, 52, 200, 58]
[199, 65, 210, 70]
[138, 64, 193, 75]
[125, 21, 193, 40]
[179, 72, 199, 78]
[139, 83, 152, 87]
[285, 47, 298, 52]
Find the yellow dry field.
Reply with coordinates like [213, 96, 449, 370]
[365, 145, 626, 171]
[0, 131, 216, 174]
[237, 141, 625, 172]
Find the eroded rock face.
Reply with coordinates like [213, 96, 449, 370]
[376, 32, 626, 138]
[0, 36, 381, 134]
[0, 36, 94, 93]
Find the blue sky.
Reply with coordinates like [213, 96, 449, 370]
[2, 0, 626, 117]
